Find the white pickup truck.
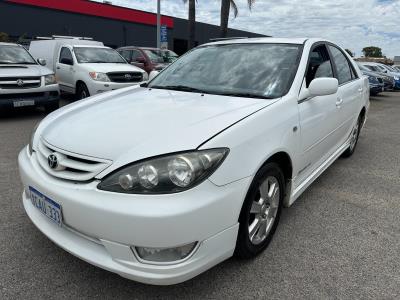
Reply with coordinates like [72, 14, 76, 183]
[0, 42, 59, 112]
[29, 37, 148, 99]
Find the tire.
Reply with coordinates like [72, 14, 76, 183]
[44, 101, 59, 113]
[342, 115, 362, 158]
[235, 162, 284, 259]
[76, 83, 90, 100]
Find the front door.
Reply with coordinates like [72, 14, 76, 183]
[56, 47, 75, 93]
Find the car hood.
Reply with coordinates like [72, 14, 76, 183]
[39, 87, 276, 170]
[0, 64, 53, 76]
[81, 63, 145, 73]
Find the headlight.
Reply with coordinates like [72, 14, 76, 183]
[89, 72, 110, 82]
[28, 123, 40, 155]
[98, 148, 229, 194]
[394, 76, 399, 81]
[44, 74, 56, 85]
[142, 72, 149, 81]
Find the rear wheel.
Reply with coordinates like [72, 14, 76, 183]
[235, 162, 284, 259]
[76, 83, 90, 100]
[342, 115, 362, 158]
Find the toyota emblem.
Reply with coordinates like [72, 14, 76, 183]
[16, 79, 24, 87]
[47, 154, 58, 169]
[124, 74, 132, 80]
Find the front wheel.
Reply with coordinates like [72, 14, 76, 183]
[235, 162, 284, 259]
[342, 115, 362, 158]
[76, 83, 90, 100]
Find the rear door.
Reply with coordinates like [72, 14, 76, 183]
[56, 46, 75, 93]
[327, 45, 362, 146]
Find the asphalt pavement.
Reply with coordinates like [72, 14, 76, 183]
[1, 93, 399, 299]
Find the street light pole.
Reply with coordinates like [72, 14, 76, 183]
[157, 0, 161, 49]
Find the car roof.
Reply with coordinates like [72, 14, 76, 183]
[73, 45, 110, 49]
[0, 42, 21, 46]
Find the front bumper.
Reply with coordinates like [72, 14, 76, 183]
[0, 84, 59, 109]
[18, 146, 250, 285]
[87, 80, 143, 96]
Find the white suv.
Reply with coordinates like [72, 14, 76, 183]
[0, 42, 59, 112]
[19, 38, 369, 285]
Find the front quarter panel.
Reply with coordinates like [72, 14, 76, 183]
[203, 96, 301, 187]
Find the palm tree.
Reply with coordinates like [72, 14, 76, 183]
[183, 0, 196, 49]
[220, 0, 255, 38]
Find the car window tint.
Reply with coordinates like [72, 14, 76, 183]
[131, 50, 143, 61]
[306, 45, 334, 87]
[328, 46, 353, 84]
[119, 50, 131, 61]
[59, 47, 72, 63]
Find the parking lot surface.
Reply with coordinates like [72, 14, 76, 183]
[1, 93, 400, 299]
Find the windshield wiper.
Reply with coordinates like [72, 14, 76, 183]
[150, 85, 207, 94]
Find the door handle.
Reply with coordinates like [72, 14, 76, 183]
[56, 66, 60, 69]
[336, 98, 343, 107]
[358, 87, 363, 93]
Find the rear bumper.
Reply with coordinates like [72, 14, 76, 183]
[0, 84, 59, 108]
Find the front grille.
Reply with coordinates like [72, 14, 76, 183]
[0, 92, 44, 99]
[107, 72, 143, 83]
[36, 139, 112, 182]
[0, 76, 41, 89]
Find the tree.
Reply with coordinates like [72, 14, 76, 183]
[220, 0, 255, 38]
[362, 46, 383, 58]
[0, 32, 9, 42]
[345, 49, 354, 57]
[183, 0, 196, 49]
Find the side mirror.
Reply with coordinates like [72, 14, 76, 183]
[308, 78, 338, 97]
[148, 70, 159, 81]
[60, 57, 73, 65]
[136, 57, 146, 64]
[37, 58, 46, 66]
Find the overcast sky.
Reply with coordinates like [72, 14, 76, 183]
[95, 0, 400, 57]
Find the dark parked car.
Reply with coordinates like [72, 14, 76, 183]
[117, 47, 178, 74]
[357, 63, 394, 92]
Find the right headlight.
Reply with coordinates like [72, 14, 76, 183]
[98, 148, 229, 194]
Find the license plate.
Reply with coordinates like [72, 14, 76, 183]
[13, 100, 35, 107]
[29, 187, 62, 226]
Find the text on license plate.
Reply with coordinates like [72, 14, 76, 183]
[13, 100, 35, 107]
[29, 187, 62, 226]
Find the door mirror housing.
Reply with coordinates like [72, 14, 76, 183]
[37, 58, 46, 66]
[308, 78, 339, 97]
[60, 57, 73, 65]
[148, 70, 159, 81]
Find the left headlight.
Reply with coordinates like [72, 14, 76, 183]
[142, 72, 149, 81]
[89, 72, 110, 82]
[98, 148, 229, 194]
[394, 76, 399, 81]
[44, 74, 56, 85]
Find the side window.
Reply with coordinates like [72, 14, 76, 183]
[59, 47, 73, 64]
[131, 50, 143, 62]
[328, 46, 353, 85]
[305, 45, 334, 87]
[119, 50, 131, 62]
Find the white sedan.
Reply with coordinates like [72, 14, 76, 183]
[18, 38, 369, 285]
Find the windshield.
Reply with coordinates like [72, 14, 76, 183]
[143, 49, 165, 63]
[0, 45, 36, 64]
[364, 65, 382, 72]
[74, 47, 126, 63]
[357, 63, 370, 72]
[148, 43, 302, 99]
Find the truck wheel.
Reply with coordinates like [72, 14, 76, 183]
[44, 101, 59, 113]
[77, 83, 90, 100]
[235, 162, 284, 259]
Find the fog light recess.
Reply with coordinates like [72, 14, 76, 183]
[133, 242, 198, 264]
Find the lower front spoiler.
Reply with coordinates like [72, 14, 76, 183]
[23, 191, 239, 285]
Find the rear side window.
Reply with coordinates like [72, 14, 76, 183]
[328, 46, 354, 85]
[59, 47, 73, 64]
[131, 50, 144, 61]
